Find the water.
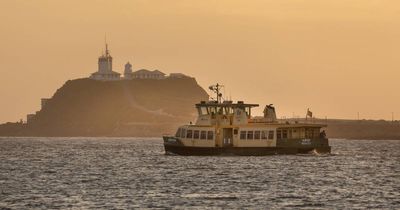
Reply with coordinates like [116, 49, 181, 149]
[0, 138, 399, 209]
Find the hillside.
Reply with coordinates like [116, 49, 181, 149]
[0, 77, 208, 137]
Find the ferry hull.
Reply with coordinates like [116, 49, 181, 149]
[164, 145, 330, 156]
[163, 137, 331, 156]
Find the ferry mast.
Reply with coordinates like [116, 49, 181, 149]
[209, 83, 223, 103]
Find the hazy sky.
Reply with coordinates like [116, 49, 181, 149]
[1, 0, 400, 122]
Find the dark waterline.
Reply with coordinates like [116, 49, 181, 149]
[0, 138, 399, 209]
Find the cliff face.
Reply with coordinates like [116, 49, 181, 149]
[1, 77, 208, 137]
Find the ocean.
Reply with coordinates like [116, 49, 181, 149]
[0, 138, 399, 209]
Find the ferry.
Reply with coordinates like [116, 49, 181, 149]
[163, 84, 331, 156]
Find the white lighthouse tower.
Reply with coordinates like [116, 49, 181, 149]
[124, 62, 133, 79]
[98, 44, 112, 73]
[90, 43, 121, 81]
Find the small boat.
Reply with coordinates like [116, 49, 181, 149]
[163, 84, 331, 156]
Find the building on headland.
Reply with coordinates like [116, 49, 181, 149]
[89, 43, 189, 81]
[123, 62, 133, 79]
[130, 69, 166, 79]
[25, 98, 49, 124]
[89, 43, 121, 81]
[123, 63, 166, 80]
[41, 98, 50, 109]
[26, 114, 36, 124]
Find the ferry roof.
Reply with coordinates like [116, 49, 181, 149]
[275, 123, 327, 128]
[247, 122, 327, 128]
[196, 101, 259, 108]
[184, 123, 327, 128]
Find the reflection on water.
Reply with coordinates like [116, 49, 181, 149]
[0, 138, 399, 209]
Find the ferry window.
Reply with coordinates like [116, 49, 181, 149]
[305, 129, 313, 138]
[261, 131, 268, 140]
[314, 128, 319, 138]
[254, 131, 261, 139]
[207, 131, 214, 140]
[268, 131, 274, 139]
[181, 129, 186, 138]
[240, 131, 246, 140]
[235, 108, 242, 116]
[290, 129, 295, 139]
[200, 131, 207, 140]
[175, 128, 181, 137]
[247, 131, 254, 140]
[234, 129, 238, 135]
[245, 107, 250, 116]
[209, 107, 217, 116]
[223, 107, 231, 115]
[186, 130, 193, 139]
[201, 107, 208, 115]
[282, 130, 288, 139]
[277, 130, 282, 140]
[194, 130, 200, 139]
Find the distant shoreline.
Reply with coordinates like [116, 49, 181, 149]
[281, 118, 400, 140]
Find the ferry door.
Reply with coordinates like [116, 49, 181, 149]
[222, 128, 233, 147]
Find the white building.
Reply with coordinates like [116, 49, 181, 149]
[123, 62, 133, 79]
[90, 43, 121, 81]
[88, 43, 191, 80]
[131, 69, 166, 79]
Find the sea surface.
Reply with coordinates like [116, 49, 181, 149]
[0, 138, 399, 209]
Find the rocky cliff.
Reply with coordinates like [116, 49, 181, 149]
[0, 77, 208, 137]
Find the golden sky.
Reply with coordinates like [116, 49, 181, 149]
[1, 0, 400, 122]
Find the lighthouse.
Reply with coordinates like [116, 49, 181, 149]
[98, 44, 112, 73]
[124, 62, 133, 79]
[89, 43, 121, 81]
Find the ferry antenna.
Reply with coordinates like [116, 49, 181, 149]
[208, 83, 224, 103]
